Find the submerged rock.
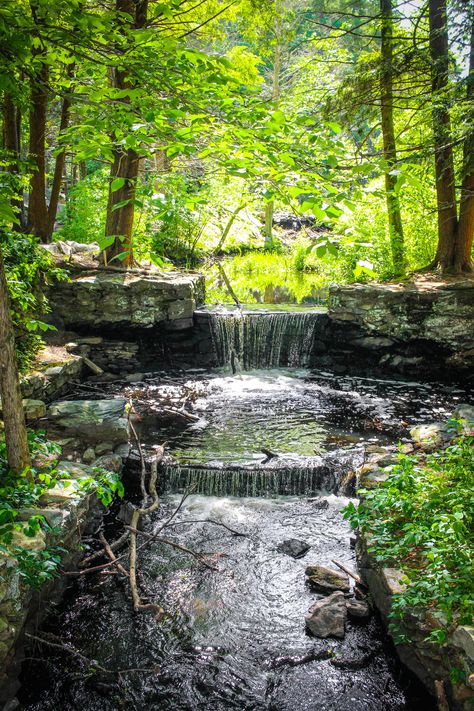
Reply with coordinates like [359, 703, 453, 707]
[305, 591, 347, 639]
[305, 564, 350, 594]
[277, 539, 311, 558]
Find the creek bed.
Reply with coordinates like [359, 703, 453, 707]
[18, 368, 472, 710]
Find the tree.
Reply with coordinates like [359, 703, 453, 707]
[428, 0, 473, 272]
[380, 0, 405, 275]
[0, 242, 31, 475]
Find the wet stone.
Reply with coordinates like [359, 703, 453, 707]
[305, 591, 347, 639]
[305, 564, 350, 594]
[346, 599, 371, 621]
[277, 539, 311, 559]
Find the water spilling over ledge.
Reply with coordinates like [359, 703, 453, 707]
[161, 448, 364, 498]
[200, 306, 324, 370]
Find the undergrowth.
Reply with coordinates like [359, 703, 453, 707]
[0, 431, 123, 588]
[344, 433, 474, 645]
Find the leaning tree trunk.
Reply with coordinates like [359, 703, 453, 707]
[455, 13, 474, 272]
[27, 57, 50, 242]
[0, 245, 31, 475]
[428, 0, 458, 270]
[47, 65, 75, 239]
[380, 0, 405, 276]
[3, 94, 25, 230]
[104, 0, 148, 267]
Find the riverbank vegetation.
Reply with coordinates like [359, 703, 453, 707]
[345, 428, 474, 645]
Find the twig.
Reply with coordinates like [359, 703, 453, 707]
[99, 532, 129, 578]
[331, 559, 362, 586]
[80, 530, 130, 568]
[126, 527, 219, 571]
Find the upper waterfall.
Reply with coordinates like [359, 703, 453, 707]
[201, 306, 323, 370]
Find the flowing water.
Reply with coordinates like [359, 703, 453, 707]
[203, 307, 323, 369]
[19, 309, 473, 711]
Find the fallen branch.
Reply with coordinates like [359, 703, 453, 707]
[99, 532, 129, 578]
[268, 649, 332, 669]
[331, 559, 363, 586]
[165, 518, 247, 537]
[126, 527, 219, 571]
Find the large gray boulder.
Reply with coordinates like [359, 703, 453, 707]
[305, 591, 347, 639]
[47, 399, 129, 443]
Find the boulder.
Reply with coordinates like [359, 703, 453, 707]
[305, 591, 347, 639]
[277, 539, 311, 559]
[47, 399, 129, 443]
[346, 599, 371, 621]
[410, 423, 448, 451]
[93, 454, 123, 473]
[82, 447, 96, 464]
[305, 564, 350, 594]
[22, 399, 46, 421]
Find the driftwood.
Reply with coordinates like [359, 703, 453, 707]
[268, 649, 332, 669]
[331, 559, 363, 586]
[261, 447, 278, 461]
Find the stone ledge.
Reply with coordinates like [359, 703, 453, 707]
[48, 269, 205, 329]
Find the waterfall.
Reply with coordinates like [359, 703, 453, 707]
[208, 310, 321, 370]
[161, 449, 363, 498]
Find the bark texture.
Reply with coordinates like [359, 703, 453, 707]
[456, 14, 474, 272]
[104, 0, 148, 266]
[0, 246, 31, 474]
[380, 0, 405, 276]
[428, 0, 458, 269]
[27, 56, 50, 242]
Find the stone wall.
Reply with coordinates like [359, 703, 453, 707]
[49, 269, 205, 330]
[317, 279, 474, 380]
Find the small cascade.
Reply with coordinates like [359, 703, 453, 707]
[161, 449, 363, 498]
[208, 309, 321, 370]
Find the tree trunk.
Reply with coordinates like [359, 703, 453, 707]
[3, 94, 25, 230]
[264, 37, 281, 251]
[456, 13, 474, 272]
[104, 0, 148, 266]
[27, 57, 50, 242]
[47, 65, 75, 239]
[105, 148, 139, 265]
[380, 0, 405, 276]
[0, 245, 31, 475]
[428, 0, 458, 270]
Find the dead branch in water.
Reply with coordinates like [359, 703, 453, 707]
[331, 559, 363, 586]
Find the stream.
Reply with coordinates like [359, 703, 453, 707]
[17, 309, 473, 710]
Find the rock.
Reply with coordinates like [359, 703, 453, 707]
[453, 404, 474, 433]
[305, 565, 350, 594]
[57, 460, 93, 479]
[409, 423, 448, 451]
[82, 447, 96, 464]
[93, 454, 123, 473]
[451, 626, 474, 661]
[124, 373, 144, 383]
[22, 399, 46, 421]
[346, 599, 371, 620]
[40, 480, 82, 504]
[10, 528, 46, 552]
[305, 591, 347, 639]
[95, 442, 114, 456]
[277, 539, 311, 558]
[114, 443, 131, 458]
[47, 398, 129, 443]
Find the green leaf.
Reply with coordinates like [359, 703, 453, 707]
[111, 177, 125, 192]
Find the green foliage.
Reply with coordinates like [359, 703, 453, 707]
[1, 232, 67, 370]
[0, 430, 124, 589]
[344, 436, 474, 644]
[57, 167, 109, 244]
